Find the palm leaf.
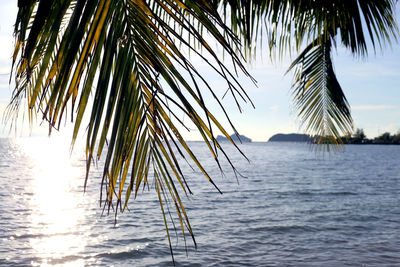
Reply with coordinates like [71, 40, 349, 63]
[10, 0, 253, 254]
[287, 38, 353, 150]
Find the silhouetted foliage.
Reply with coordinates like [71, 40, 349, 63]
[341, 129, 400, 144]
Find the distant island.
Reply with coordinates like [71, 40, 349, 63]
[268, 133, 312, 142]
[216, 134, 252, 143]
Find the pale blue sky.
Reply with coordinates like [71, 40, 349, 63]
[0, 2, 399, 141]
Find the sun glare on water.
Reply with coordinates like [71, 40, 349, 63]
[18, 136, 88, 266]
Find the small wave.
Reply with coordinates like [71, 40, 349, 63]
[95, 244, 150, 260]
[326, 191, 358, 196]
[251, 225, 317, 234]
[277, 191, 358, 197]
[11, 231, 76, 240]
[117, 237, 153, 245]
[296, 191, 358, 196]
[35, 255, 85, 266]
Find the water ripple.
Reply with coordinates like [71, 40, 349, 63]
[0, 140, 399, 265]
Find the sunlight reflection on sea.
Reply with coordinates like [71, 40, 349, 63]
[18, 137, 87, 266]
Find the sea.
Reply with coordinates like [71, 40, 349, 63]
[0, 138, 399, 266]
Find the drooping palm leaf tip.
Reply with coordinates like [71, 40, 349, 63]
[9, 0, 254, 257]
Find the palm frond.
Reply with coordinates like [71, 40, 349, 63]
[9, 0, 254, 253]
[259, 0, 398, 56]
[218, 0, 397, 144]
[287, 38, 353, 150]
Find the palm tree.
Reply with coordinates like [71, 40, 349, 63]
[8, 0, 398, 257]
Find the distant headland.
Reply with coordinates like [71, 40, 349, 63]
[216, 134, 252, 143]
[268, 133, 311, 142]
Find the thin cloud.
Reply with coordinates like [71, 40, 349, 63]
[352, 105, 395, 111]
[269, 105, 279, 112]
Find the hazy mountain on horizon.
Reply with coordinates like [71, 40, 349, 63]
[268, 133, 311, 142]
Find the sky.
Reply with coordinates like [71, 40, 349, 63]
[0, 2, 400, 142]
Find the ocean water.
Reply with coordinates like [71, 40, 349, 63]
[0, 138, 399, 266]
